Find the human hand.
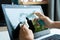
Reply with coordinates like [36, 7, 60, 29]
[34, 12, 54, 28]
[19, 25, 34, 40]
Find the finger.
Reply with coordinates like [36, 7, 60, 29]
[34, 12, 44, 17]
[22, 25, 29, 30]
[20, 24, 25, 32]
[20, 25, 26, 35]
[20, 25, 29, 32]
[34, 18, 38, 21]
[20, 24, 24, 28]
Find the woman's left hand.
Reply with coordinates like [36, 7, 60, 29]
[19, 25, 34, 40]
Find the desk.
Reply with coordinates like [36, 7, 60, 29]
[0, 26, 7, 31]
[0, 31, 10, 40]
[0, 26, 10, 40]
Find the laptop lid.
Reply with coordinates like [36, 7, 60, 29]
[2, 4, 50, 40]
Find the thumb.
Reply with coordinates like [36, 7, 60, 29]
[22, 25, 29, 30]
[20, 25, 29, 31]
[34, 12, 45, 18]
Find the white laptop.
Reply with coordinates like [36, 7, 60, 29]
[2, 4, 50, 40]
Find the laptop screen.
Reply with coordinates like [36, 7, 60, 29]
[3, 5, 44, 29]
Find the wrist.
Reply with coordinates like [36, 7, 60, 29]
[25, 38, 34, 40]
[49, 21, 54, 28]
[20, 38, 34, 40]
[24, 36, 34, 40]
[42, 16, 54, 28]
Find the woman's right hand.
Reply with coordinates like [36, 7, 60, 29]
[34, 12, 54, 28]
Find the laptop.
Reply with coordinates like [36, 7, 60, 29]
[2, 4, 50, 40]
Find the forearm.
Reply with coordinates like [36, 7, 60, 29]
[51, 21, 60, 28]
[20, 38, 34, 40]
[24, 37, 34, 40]
[42, 16, 60, 28]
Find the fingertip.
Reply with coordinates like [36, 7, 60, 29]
[34, 12, 40, 16]
[22, 25, 29, 29]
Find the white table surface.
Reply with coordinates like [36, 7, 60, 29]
[0, 28, 60, 40]
[0, 31, 10, 40]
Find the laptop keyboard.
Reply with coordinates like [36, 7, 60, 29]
[42, 34, 60, 40]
